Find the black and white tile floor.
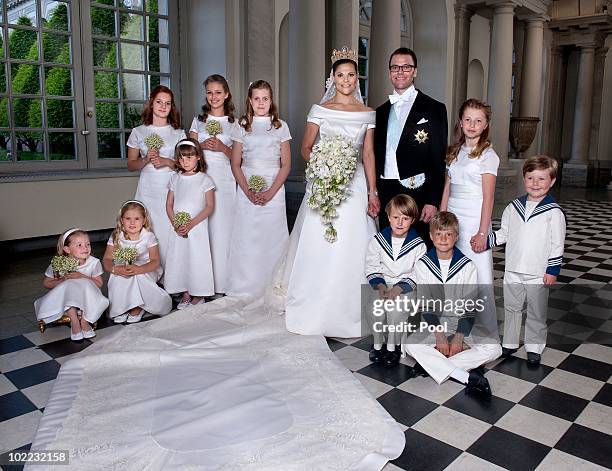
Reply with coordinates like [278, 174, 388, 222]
[1, 199, 611, 470]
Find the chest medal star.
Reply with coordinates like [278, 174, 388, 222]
[414, 129, 428, 144]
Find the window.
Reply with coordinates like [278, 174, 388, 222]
[0, 0, 177, 174]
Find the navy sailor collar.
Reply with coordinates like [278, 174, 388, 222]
[511, 194, 564, 222]
[375, 227, 424, 261]
[420, 246, 471, 283]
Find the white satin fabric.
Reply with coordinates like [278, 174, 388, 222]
[282, 105, 377, 338]
[28, 297, 405, 470]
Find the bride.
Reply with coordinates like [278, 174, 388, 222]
[283, 47, 380, 338]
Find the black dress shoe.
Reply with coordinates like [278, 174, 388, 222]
[407, 362, 429, 379]
[501, 347, 518, 358]
[466, 370, 492, 399]
[369, 345, 387, 363]
[527, 352, 541, 366]
[384, 349, 401, 367]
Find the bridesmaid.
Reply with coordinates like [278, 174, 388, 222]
[226, 80, 291, 298]
[127, 85, 186, 266]
[189, 75, 238, 295]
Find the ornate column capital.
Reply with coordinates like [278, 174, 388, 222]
[454, 3, 475, 20]
[486, 0, 518, 15]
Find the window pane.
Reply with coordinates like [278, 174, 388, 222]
[13, 98, 42, 127]
[148, 74, 169, 91]
[96, 101, 120, 128]
[148, 46, 168, 73]
[9, 9, 39, 27]
[95, 71, 119, 98]
[0, 30, 4, 59]
[16, 132, 44, 160]
[43, 1, 71, 32]
[45, 66, 73, 96]
[0, 63, 6, 94]
[147, 0, 168, 15]
[91, 7, 117, 36]
[121, 42, 145, 70]
[147, 17, 168, 44]
[0, 132, 10, 161]
[120, 13, 143, 41]
[49, 132, 76, 160]
[358, 59, 367, 77]
[120, 0, 144, 10]
[123, 103, 143, 128]
[93, 0, 115, 6]
[0, 99, 8, 128]
[98, 132, 122, 158]
[93, 40, 117, 67]
[11, 63, 41, 95]
[47, 99, 74, 128]
[122, 73, 145, 100]
[43, 33, 71, 63]
[8, 27, 39, 60]
[359, 37, 368, 57]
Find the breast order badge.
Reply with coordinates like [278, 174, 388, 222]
[414, 129, 428, 144]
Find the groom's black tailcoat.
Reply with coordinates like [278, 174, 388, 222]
[374, 91, 448, 243]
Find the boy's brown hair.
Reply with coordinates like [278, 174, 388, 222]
[429, 211, 459, 236]
[522, 155, 558, 179]
[385, 194, 419, 220]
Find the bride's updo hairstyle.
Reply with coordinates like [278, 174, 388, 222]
[240, 80, 282, 133]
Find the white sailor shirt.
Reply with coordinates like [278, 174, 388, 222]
[487, 194, 566, 276]
[365, 227, 426, 293]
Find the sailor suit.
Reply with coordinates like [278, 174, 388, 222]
[403, 247, 501, 384]
[365, 227, 426, 346]
[488, 194, 566, 354]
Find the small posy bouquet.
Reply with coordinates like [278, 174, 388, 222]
[51, 255, 79, 277]
[144, 133, 164, 150]
[305, 135, 357, 243]
[205, 120, 223, 138]
[173, 211, 191, 238]
[247, 175, 267, 193]
[112, 247, 139, 265]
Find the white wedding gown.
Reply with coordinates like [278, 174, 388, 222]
[29, 298, 404, 470]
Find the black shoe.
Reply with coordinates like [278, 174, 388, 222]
[369, 345, 387, 363]
[407, 362, 429, 379]
[527, 352, 541, 366]
[501, 347, 518, 358]
[466, 370, 492, 399]
[384, 349, 401, 367]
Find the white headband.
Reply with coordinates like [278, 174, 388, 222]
[176, 140, 198, 149]
[62, 228, 83, 245]
[122, 199, 146, 210]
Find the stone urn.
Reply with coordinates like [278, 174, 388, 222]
[509, 117, 540, 158]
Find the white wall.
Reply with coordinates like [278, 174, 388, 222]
[468, 14, 490, 101]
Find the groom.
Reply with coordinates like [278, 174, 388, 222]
[374, 48, 447, 244]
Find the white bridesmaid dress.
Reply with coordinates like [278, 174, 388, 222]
[127, 124, 186, 266]
[446, 145, 499, 284]
[107, 229, 172, 318]
[189, 116, 238, 294]
[34, 256, 109, 324]
[282, 105, 377, 338]
[225, 117, 291, 298]
[164, 172, 216, 297]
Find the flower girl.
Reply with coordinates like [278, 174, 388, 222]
[164, 138, 216, 307]
[34, 229, 108, 341]
[226, 80, 291, 298]
[102, 200, 172, 323]
[189, 74, 238, 295]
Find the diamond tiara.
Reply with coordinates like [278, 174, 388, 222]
[331, 46, 358, 65]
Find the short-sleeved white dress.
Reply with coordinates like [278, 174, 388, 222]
[164, 172, 216, 296]
[127, 124, 186, 265]
[107, 229, 172, 318]
[225, 117, 291, 298]
[447, 145, 499, 284]
[34, 256, 109, 324]
[189, 116, 238, 294]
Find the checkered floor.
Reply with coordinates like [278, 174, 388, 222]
[1, 199, 611, 470]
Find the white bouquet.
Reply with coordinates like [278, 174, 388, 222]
[247, 175, 267, 193]
[112, 247, 139, 265]
[305, 135, 357, 243]
[205, 120, 223, 138]
[144, 133, 164, 150]
[51, 255, 79, 277]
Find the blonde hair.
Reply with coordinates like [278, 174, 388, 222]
[239, 80, 282, 133]
[523, 154, 558, 179]
[56, 228, 88, 255]
[446, 98, 492, 165]
[385, 194, 419, 220]
[112, 201, 152, 246]
[429, 211, 459, 236]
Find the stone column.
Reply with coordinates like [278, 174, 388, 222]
[543, 46, 565, 159]
[518, 16, 546, 156]
[569, 44, 596, 163]
[287, 0, 326, 183]
[452, 3, 474, 120]
[487, 1, 516, 166]
[367, 0, 400, 108]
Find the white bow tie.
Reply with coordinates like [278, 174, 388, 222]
[389, 92, 412, 105]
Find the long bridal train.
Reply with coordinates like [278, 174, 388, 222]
[28, 296, 405, 470]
